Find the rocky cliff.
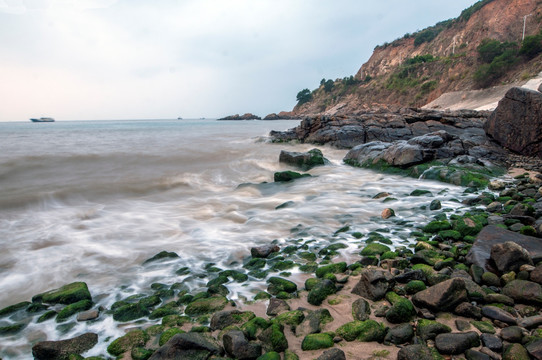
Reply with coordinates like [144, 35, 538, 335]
[292, 0, 542, 116]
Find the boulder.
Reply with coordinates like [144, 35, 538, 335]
[278, 148, 327, 170]
[435, 331, 480, 355]
[149, 332, 224, 360]
[32, 282, 92, 305]
[490, 241, 533, 273]
[32, 333, 98, 360]
[384, 323, 414, 345]
[222, 330, 261, 360]
[466, 225, 542, 272]
[250, 245, 279, 258]
[502, 279, 542, 305]
[317, 348, 346, 360]
[352, 298, 371, 321]
[210, 310, 255, 331]
[412, 278, 468, 311]
[484, 87, 542, 156]
[351, 268, 394, 301]
[526, 339, 542, 360]
[481, 306, 517, 325]
[296, 309, 333, 336]
[266, 298, 290, 316]
[397, 344, 434, 360]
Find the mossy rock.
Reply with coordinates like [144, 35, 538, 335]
[266, 277, 297, 295]
[258, 323, 288, 352]
[244, 258, 266, 270]
[242, 317, 270, 340]
[143, 250, 179, 264]
[113, 303, 150, 322]
[360, 243, 390, 256]
[175, 267, 190, 276]
[26, 302, 48, 313]
[207, 276, 229, 287]
[139, 295, 161, 308]
[257, 351, 281, 360]
[416, 319, 451, 341]
[307, 279, 336, 306]
[412, 249, 445, 266]
[520, 226, 537, 236]
[284, 349, 300, 360]
[146, 324, 166, 336]
[37, 310, 57, 323]
[0, 323, 26, 336]
[503, 343, 530, 360]
[162, 315, 190, 327]
[405, 280, 426, 294]
[423, 221, 452, 234]
[149, 306, 179, 320]
[410, 189, 433, 197]
[0, 301, 30, 317]
[470, 320, 495, 334]
[315, 262, 347, 278]
[385, 292, 415, 324]
[107, 329, 150, 356]
[220, 270, 249, 283]
[184, 296, 228, 316]
[438, 230, 462, 241]
[159, 327, 185, 346]
[131, 347, 155, 360]
[336, 320, 386, 342]
[271, 261, 295, 271]
[32, 282, 92, 305]
[56, 299, 93, 322]
[274, 310, 305, 326]
[381, 251, 398, 260]
[453, 216, 483, 237]
[301, 333, 334, 351]
[254, 291, 272, 301]
[274, 171, 311, 182]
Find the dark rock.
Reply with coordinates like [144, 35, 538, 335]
[484, 87, 542, 157]
[210, 310, 255, 331]
[32, 333, 98, 360]
[394, 269, 426, 283]
[222, 330, 261, 360]
[143, 251, 179, 264]
[352, 298, 371, 321]
[481, 306, 517, 325]
[397, 344, 434, 360]
[416, 319, 451, 341]
[316, 348, 346, 360]
[466, 225, 542, 272]
[219, 113, 262, 120]
[351, 268, 394, 301]
[502, 279, 542, 305]
[258, 323, 288, 352]
[456, 319, 472, 331]
[149, 332, 224, 360]
[32, 282, 92, 305]
[480, 333, 502, 352]
[307, 279, 336, 305]
[455, 302, 482, 320]
[296, 309, 333, 337]
[490, 241, 533, 273]
[273, 171, 311, 182]
[384, 323, 414, 345]
[465, 349, 491, 360]
[531, 264, 542, 284]
[279, 148, 328, 170]
[76, 309, 99, 322]
[435, 331, 480, 355]
[250, 245, 279, 258]
[518, 314, 542, 328]
[526, 339, 542, 360]
[500, 326, 526, 343]
[412, 278, 468, 311]
[266, 298, 290, 316]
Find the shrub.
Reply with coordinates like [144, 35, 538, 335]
[477, 39, 517, 63]
[404, 54, 435, 65]
[323, 79, 335, 93]
[520, 32, 542, 59]
[296, 89, 312, 105]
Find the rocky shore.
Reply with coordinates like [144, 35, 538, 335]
[3, 87, 542, 360]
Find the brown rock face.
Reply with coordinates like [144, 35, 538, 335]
[484, 87, 542, 157]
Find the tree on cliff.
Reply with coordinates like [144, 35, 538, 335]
[296, 89, 312, 105]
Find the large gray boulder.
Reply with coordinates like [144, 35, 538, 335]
[490, 241, 533, 273]
[279, 148, 328, 170]
[412, 278, 468, 312]
[351, 268, 394, 301]
[32, 333, 98, 360]
[435, 331, 480, 355]
[484, 87, 542, 156]
[149, 333, 224, 360]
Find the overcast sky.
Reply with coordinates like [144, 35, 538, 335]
[0, 0, 476, 121]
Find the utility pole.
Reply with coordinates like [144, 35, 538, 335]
[523, 13, 533, 43]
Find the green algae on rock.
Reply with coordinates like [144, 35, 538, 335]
[107, 329, 149, 356]
[301, 333, 334, 351]
[184, 296, 229, 316]
[32, 282, 92, 305]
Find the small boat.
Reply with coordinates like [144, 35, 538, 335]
[177, 117, 183, 120]
[30, 117, 55, 122]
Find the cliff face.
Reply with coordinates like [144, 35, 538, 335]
[293, 0, 542, 116]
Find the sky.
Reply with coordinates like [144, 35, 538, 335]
[0, 0, 477, 121]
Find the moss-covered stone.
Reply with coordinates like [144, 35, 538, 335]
[131, 347, 155, 360]
[423, 221, 452, 234]
[242, 317, 270, 340]
[284, 349, 300, 360]
[453, 216, 483, 237]
[416, 319, 451, 341]
[161, 314, 190, 327]
[56, 299, 93, 322]
[410, 189, 433, 197]
[307, 279, 336, 306]
[274, 310, 305, 326]
[385, 292, 415, 324]
[159, 327, 185, 346]
[405, 280, 426, 294]
[184, 296, 228, 316]
[503, 343, 530, 360]
[220, 270, 249, 283]
[113, 302, 150, 322]
[143, 250, 179, 264]
[138, 295, 161, 308]
[107, 329, 150, 356]
[271, 261, 295, 271]
[149, 305, 179, 320]
[336, 320, 386, 342]
[37, 310, 57, 323]
[381, 251, 398, 260]
[266, 277, 297, 295]
[0, 323, 26, 336]
[0, 301, 30, 317]
[360, 243, 391, 256]
[244, 258, 266, 270]
[470, 320, 495, 334]
[438, 230, 462, 241]
[274, 171, 311, 182]
[257, 351, 281, 360]
[315, 262, 347, 278]
[258, 323, 288, 352]
[32, 282, 92, 305]
[301, 333, 334, 351]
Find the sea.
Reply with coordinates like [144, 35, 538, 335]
[0, 119, 470, 358]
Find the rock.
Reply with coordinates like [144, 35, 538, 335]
[531, 264, 542, 284]
[526, 339, 542, 360]
[412, 278, 467, 311]
[456, 319, 471, 331]
[112, 302, 149, 322]
[416, 319, 451, 341]
[500, 326, 526, 342]
[466, 225, 542, 272]
[384, 323, 414, 345]
[465, 349, 492, 360]
[316, 348, 346, 360]
[210, 310, 255, 331]
[484, 87, 542, 157]
[223, 330, 261, 360]
[480, 333, 502, 352]
[335, 320, 386, 342]
[143, 251, 179, 264]
[490, 241, 533, 273]
[184, 296, 228, 316]
[481, 306, 517, 325]
[430, 199, 442, 210]
[394, 269, 426, 283]
[32, 333, 98, 360]
[502, 279, 542, 304]
[250, 245, 279, 258]
[149, 332, 224, 360]
[266, 277, 297, 295]
[296, 309, 333, 337]
[258, 323, 288, 352]
[301, 333, 334, 351]
[266, 298, 290, 316]
[351, 268, 394, 301]
[385, 292, 415, 323]
[518, 314, 542, 328]
[503, 343, 530, 360]
[219, 113, 261, 120]
[273, 170, 311, 182]
[0, 301, 30, 317]
[307, 279, 336, 306]
[381, 208, 395, 219]
[435, 331, 480, 355]
[352, 298, 371, 321]
[56, 299, 92, 322]
[107, 330, 149, 356]
[397, 344, 434, 360]
[279, 148, 327, 170]
[32, 282, 92, 305]
[454, 302, 482, 320]
[76, 309, 99, 322]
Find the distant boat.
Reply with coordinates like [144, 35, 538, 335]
[30, 117, 55, 122]
[177, 117, 183, 120]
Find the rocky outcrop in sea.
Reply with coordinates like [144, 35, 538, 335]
[218, 113, 262, 120]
